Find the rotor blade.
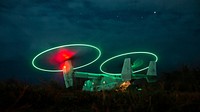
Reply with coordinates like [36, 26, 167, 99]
[49, 48, 76, 65]
[132, 58, 144, 69]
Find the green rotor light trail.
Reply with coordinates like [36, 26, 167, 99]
[100, 52, 158, 75]
[32, 44, 101, 72]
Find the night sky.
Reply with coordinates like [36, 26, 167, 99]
[0, 0, 200, 82]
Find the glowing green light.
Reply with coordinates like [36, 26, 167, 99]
[100, 52, 158, 75]
[132, 58, 144, 69]
[32, 44, 101, 72]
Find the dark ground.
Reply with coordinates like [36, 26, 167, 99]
[0, 66, 200, 112]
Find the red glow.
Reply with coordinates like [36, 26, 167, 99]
[63, 65, 66, 68]
[49, 48, 76, 65]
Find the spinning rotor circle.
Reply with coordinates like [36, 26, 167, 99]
[100, 52, 158, 75]
[32, 44, 101, 72]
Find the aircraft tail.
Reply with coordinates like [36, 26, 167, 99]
[121, 58, 132, 81]
[146, 61, 157, 83]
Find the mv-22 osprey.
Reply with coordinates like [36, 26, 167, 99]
[62, 58, 157, 92]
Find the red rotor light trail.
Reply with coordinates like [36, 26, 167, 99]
[49, 48, 76, 65]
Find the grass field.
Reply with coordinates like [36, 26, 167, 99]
[0, 66, 200, 112]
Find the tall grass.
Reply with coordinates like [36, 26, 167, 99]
[0, 66, 199, 112]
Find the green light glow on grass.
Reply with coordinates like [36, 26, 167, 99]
[100, 52, 158, 75]
[32, 44, 101, 72]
